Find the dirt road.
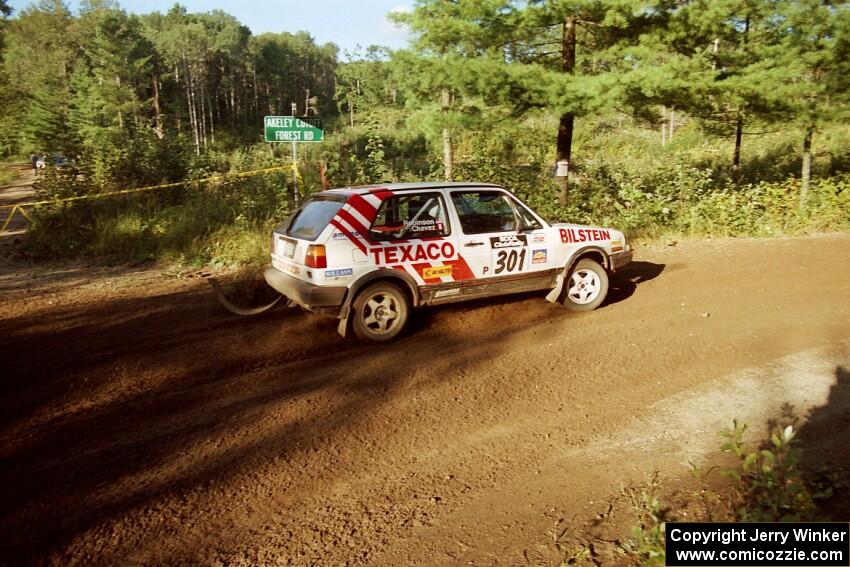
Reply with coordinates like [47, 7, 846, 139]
[2, 234, 849, 566]
[0, 163, 35, 238]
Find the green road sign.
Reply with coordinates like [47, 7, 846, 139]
[264, 116, 324, 142]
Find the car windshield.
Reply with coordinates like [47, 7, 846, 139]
[286, 195, 346, 241]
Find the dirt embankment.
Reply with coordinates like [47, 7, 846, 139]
[1, 234, 849, 566]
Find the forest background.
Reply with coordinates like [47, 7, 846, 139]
[0, 0, 848, 266]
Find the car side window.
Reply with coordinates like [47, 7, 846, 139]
[512, 199, 543, 231]
[450, 191, 517, 234]
[369, 192, 450, 241]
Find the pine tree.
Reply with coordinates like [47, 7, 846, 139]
[393, 0, 670, 199]
[0, 0, 16, 156]
[761, 0, 850, 206]
[3, 0, 78, 153]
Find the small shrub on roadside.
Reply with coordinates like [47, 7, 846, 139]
[620, 473, 668, 567]
[618, 420, 835, 567]
[0, 166, 16, 186]
[715, 420, 818, 522]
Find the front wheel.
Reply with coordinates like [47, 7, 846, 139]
[561, 258, 609, 311]
[351, 282, 410, 342]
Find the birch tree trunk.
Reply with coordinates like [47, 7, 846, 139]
[441, 88, 453, 181]
[199, 81, 208, 151]
[801, 125, 814, 209]
[185, 56, 200, 155]
[732, 16, 749, 180]
[153, 75, 164, 139]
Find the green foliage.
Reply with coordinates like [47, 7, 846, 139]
[718, 420, 818, 522]
[392, 0, 850, 202]
[2, 0, 78, 153]
[23, 119, 850, 268]
[360, 116, 392, 183]
[5, 1, 850, 268]
[620, 419, 837, 566]
[335, 45, 400, 124]
[0, 1, 338, 162]
[0, 165, 14, 185]
[27, 157, 291, 266]
[620, 474, 667, 567]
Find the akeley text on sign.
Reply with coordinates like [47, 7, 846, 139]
[264, 116, 324, 143]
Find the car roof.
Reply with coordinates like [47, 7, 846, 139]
[323, 181, 503, 197]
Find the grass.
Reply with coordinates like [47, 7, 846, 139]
[25, 171, 291, 268]
[551, 420, 840, 566]
[623, 420, 835, 566]
[0, 166, 16, 186]
[20, 116, 850, 269]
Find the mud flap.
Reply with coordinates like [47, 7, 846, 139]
[336, 306, 350, 338]
[546, 273, 565, 303]
[208, 277, 285, 316]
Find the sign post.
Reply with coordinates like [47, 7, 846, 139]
[264, 115, 324, 207]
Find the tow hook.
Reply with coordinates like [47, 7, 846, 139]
[208, 277, 288, 316]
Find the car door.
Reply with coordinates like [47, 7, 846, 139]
[446, 189, 557, 300]
[364, 189, 460, 286]
[449, 190, 518, 281]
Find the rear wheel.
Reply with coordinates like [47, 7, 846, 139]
[561, 258, 608, 311]
[352, 282, 410, 342]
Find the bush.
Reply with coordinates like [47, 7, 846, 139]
[619, 420, 834, 567]
[716, 420, 818, 522]
[0, 166, 15, 186]
[26, 167, 293, 267]
[20, 114, 850, 269]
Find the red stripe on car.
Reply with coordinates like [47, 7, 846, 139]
[336, 208, 370, 238]
[444, 255, 475, 281]
[345, 194, 379, 223]
[369, 188, 394, 201]
[329, 219, 367, 254]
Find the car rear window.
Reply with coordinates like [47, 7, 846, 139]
[286, 195, 346, 241]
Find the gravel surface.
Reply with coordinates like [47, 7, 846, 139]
[1, 233, 849, 566]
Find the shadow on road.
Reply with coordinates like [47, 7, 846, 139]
[0, 254, 667, 563]
[603, 260, 666, 307]
[797, 365, 850, 520]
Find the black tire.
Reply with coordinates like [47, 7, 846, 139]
[351, 282, 410, 342]
[560, 258, 609, 312]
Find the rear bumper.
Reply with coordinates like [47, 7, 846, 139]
[264, 268, 347, 309]
[610, 250, 633, 271]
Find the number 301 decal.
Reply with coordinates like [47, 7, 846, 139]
[494, 248, 527, 274]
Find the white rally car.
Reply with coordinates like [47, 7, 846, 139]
[265, 182, 633, 342]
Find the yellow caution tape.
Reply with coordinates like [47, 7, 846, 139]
[290, 161, 306, 197]
[0, 204, 32, 231]
[0, 164, 302, 230]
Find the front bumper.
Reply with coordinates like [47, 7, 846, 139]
[264, 267, 347, 310]
[610, 250, 633, 271]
